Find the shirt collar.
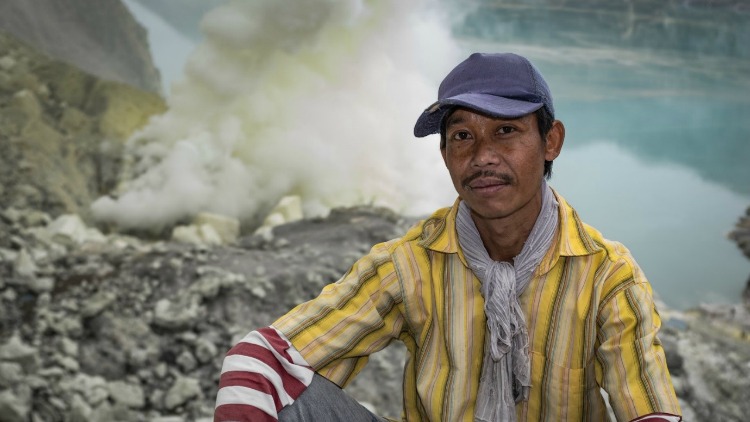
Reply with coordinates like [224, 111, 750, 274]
[420, 190, 602, 274]
[535, 190, 602, 276]
[418, 197, 466, 264]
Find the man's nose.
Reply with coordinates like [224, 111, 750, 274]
[471, 136, 500, 167]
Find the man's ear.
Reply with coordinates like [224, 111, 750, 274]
[544, 120, 565, 161]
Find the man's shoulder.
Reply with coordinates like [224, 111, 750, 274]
[556, 193, 645, 285]
[573, 218, 647, 286]
[381, 205, 455, 253]
[579, 221, 631, 260]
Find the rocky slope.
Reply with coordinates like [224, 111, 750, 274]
[729, 205, 750, 306]
[1, 202, 750, 421]
[0, 205, 411, 421]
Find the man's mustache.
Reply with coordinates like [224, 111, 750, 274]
[462, 171, 514, 189]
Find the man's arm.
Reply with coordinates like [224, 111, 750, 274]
[596, 269, 682, 421]
[272, 240, 406, 387]
[214, 327, 314, 422]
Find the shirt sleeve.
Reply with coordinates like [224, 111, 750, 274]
[272, 240, 407, 387]
[214, 326, 315, 422]
[596, 267, 682, 421]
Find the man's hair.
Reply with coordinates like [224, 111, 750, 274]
[439, 107, 555, 180]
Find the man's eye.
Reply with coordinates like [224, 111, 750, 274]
[498, 126, 515, 134]
[452, 131, 472, 141]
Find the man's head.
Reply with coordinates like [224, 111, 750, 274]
[414, 53, 564, 222]
[414, 52, 559, 177]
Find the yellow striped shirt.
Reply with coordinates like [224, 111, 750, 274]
[274, 191, 681, 421]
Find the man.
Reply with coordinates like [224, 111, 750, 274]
[215, 53, 682, 422]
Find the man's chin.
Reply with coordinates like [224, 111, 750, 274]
[464, 202, 513, 221]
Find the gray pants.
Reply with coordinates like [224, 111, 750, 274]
[278, 373, 388, 422]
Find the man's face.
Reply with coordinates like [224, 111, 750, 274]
[441, 108, 564, 222]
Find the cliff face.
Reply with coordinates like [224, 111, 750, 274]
[0, 32, 166, 222]
[0, 0, 161, 93]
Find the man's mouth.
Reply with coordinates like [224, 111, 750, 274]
[462, 171, 513, 191]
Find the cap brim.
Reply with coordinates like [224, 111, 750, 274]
[413, 93, 544, 138]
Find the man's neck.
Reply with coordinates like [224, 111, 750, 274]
[470, 193, 543, 262]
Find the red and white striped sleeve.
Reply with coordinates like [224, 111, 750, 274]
[630, 414, 682, 422]
[214, 326, 314, 422]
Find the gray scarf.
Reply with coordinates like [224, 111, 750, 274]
[456, 181, 559, 422]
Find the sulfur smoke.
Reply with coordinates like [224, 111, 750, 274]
[92, 0, 461, 231]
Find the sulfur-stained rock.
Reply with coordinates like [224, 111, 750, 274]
[163, 376, 202, 410]
[58, 106, 92, 135]
[10, 89, 41, 119]
[56, 355, 80, 372]
[0, 335, 39, 372]
[13, 248, 36, 277]
[0, 55, 15, 71]
[193, 213, 240, 244]
[176, 350, 197, 373]
[87, 80, 166, 140]
[47, 214, 107, 246]
[66, 393, 93, 422]
[57, 337, 78, 357]
[0, 362, 23, 388]
[255, 195, 304, 238]
[0, 389, 29, 422]
[153, 298, 204, 330]
[152, 416, 185, 422]
[107, 380, 145, 409]
[194, 338, 218, 364]
[80, 291, 117, 318]
[172, 224, 223, 246]
[59, 373, 109, 407]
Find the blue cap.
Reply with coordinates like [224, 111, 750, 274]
[413, 53, 554, 138]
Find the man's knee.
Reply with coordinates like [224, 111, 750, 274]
[278, 373, 381, 422]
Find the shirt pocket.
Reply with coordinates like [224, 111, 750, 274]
[528, 351, 585, 421]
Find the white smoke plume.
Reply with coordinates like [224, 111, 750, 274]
[92, 0, 461, 231]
